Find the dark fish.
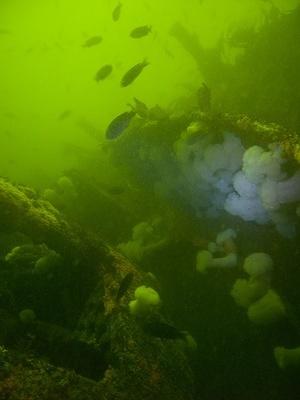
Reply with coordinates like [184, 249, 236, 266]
[58, 110, 72, 121]
[142, 320, 185, 340]
[130, 25, 152, 39]
[106, 111, 135, 140]
[128, 97, 149, 118]
[116, 272, 134, 301]
[121, 59, 149, 87]
[82, 36, 102, 48]
[112, 2, 122, 21]
[95, 64, 113, 82]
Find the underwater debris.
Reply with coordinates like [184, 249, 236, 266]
[95, 64, 113, 81]
[82, 35, 102, 48]
[105, 110, 135, 139]
[130, 25, 152, 39]
[112, 2, 122, 21]
[0, 177, 193, 399]
[121, 59, 149, 87]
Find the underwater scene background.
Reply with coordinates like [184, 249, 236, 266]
[0, 0, 300, 399]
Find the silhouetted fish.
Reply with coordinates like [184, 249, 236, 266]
[116, 272, 134, 301]
[130, 25, 152, 39]
[83, 36, 102, 48]
[112, 2, 122, 21]
[58, 110, 72, 121]
[128, 97, 149, 118]
[121, 60, 149, 87]
[142, 320, 185, 340]
[95, 64, 113, 82]
[106, 111, 135, 140]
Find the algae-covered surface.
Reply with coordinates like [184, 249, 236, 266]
[1, 1, 300, 399]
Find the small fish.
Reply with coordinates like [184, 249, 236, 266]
[121, 59, 149, 87]
[95, 64, 113, 82]
[128, 97, 149, 118]
[82, 36, 102, 48]
[142, 320, 186, 340]
[58, 110, 72, 121]
[112, 2, 122, 21]
[130, 25, 152, 39]
[116, 272, 134, 301]
[106, 110, 135, 140]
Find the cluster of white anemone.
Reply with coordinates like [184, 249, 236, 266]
[175, 130, 300, 237]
